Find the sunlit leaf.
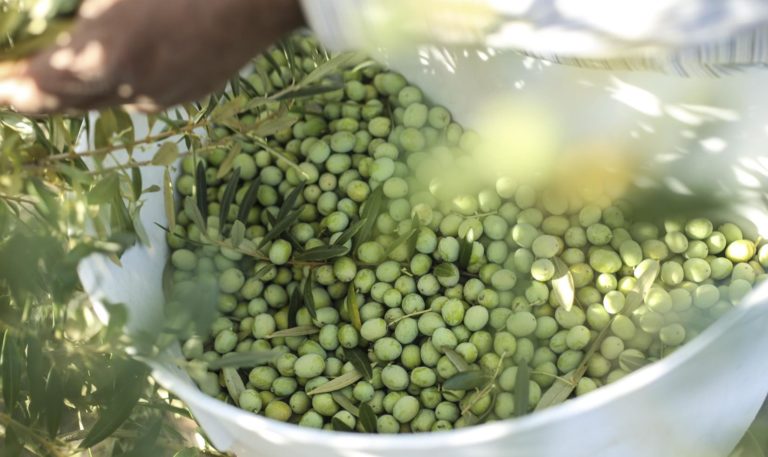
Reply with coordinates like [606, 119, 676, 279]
[347, 284, 362, 331]
[216, 142, 242, 179]
[163, 168, 176, 231]
[359, 403, 377, 433]
[307, 370, 362, 395]
[151, 142, 180, 166]
[552, 258, 575, 311]
[223, 367, 246, 406]
[207, 351, 279, 370]
[443, 347, 470, 372]
[443, 370, 490, 391]
[514, 364, 530, 417]
[344, 347, 373, 381]
[266, 325, 319, 339]
[331, 391, 359, 416]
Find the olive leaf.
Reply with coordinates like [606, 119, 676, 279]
[307, 370, 363, 395]
[346, 284, 362, 331]
[229, 220, 246, 248]
[619, 354, 650, 372]
[443, 370, 491, 391]
[258, 207, 302, 248]
[151, 142, 180, 166]
[275, 83, 345, 101]
[551, 258, 576, 311]
[222, 367, 246, 406]
[514, 364, 530, 417]
[536, 323, 612, 410]
[131, 167, 143, 201]
[353, 186, 384, 248]
[301, 51, 365, 86]
[443, 347, 470, 372]
[2, 331, 21, 413]
[265, 325, 320, 339]
[207, 351, 278, 370]
[218, 167, 241, 232]
[195, 161, 208, 220]
[216, 142, 243, 179]
[183, 197, 206, 234]
[278, 181, 306, 221]
[636, 259, 661, 299]
[236, 176, 261, 223]
[255, 263, 276, 280]
[359, 403, 377, 433]
[293, 245, 349, 261]
[331, 391, 359, 416]
[249, 111, 301, 138]
[331, 417, 354, 432]
[163, 168, 175, 231]
[433, 263, 457, 279]
[343, 347, 373, 380]
[287, 287, 302, 328]
[457, 238, 473, 271]
[303, 275, 317, 319]
[334, 219, 366, 247]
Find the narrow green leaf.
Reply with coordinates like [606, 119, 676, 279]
[81, 359, 149, 448]
[207, 351, 278, 370]
[331, 391, 359, 416]
[236, 176, 261, 223]
[94, 108, 118, 149]
[514, 364, 530, 417]
[443, 347, 470, 372]
[1, 331, 21, 413]
[332, 417, 353, 432]
[218, 167, 240, 231]
[151, 141, 180, 166]
[307, 370, 362, 395]
[163, 168, 176, 231]
[278, 181, 306, 222]
[275, 83, 344, 101]
[303, 275, 317, 319]
[173, 448, 200, 457]
[287, 287, 302, 328]
[230, 220, 246, 248]
[266, 325, 319, 339]
[353, 186, 384, 248]
[334, 219, 366, 247]
[636, 259, 661, 299]
[258, 207, 301, 248]
[195, 161, 208, 220]
[302, 51, 365, 86]
[210, 95, 247, 124]
[249, 111, 301, 138]
[443, 370, 490, 391]
[433, 263, 457, 279]
[193, 95, 218, 124]
[88, 173, 119, 204]
[183, 196, 206, 233]
[535, 370, 579, 411]
[293, 245, 349, 261]
[344, 347, 373, 380]
[222, 367, 246, 406]
[619, 354, 650, 372]
[359, 403, 377, 433]
[131, 167, 143, 201]
[45, 368, 63, 437]
[347, 284, 362, 331]
[254, 263, 276, 280]
[26, 336, 46, 418]
[458, 238, 473, 271]
[552, 258, 576, 311]
[216, 142, 242, 179]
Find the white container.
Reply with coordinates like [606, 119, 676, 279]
[79, 6, 768, 457]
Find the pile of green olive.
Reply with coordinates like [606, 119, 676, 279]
[168, 32, 768, 433]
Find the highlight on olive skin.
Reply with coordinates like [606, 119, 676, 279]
[169, 32, 768, 434]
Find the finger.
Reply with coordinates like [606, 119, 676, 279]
[0, 61, 62, 113]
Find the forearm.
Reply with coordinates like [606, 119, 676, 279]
[4, 0, 306, 112]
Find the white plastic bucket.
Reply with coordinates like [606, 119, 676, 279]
[78, 9, 768, 457]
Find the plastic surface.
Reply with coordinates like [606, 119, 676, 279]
[78, 8, 768, 457]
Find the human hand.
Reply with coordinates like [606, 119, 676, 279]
[0, 0, 305, 113]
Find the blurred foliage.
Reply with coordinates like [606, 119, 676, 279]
[0, 31, 365, 456]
